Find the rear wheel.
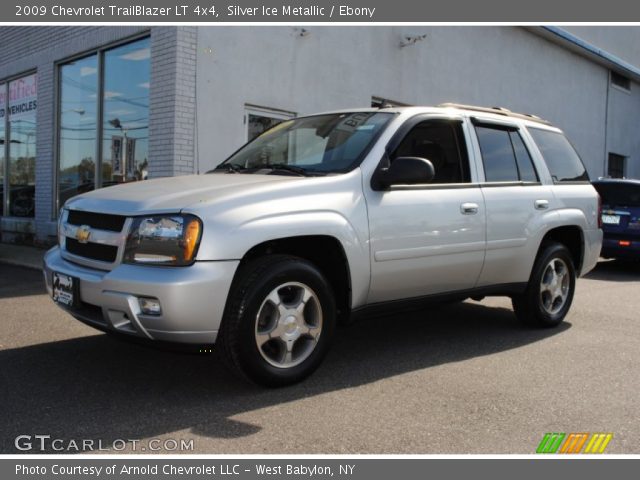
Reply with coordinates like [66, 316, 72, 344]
[512, 242, 576, 327]
[217, 255, 336, 387]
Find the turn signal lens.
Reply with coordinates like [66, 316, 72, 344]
[619, 240, 631, 247]
[183, 219, 201, 262]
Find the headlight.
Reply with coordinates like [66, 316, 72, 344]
[123, 214, 202, 266]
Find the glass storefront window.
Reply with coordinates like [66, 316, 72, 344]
[58, 55, 98, 207]
[102, 38, 150, 185]
[0, 82, 5, 216]
[8, 74, 37, 217]
[57, 36, 150, 211]
[0, 74, 37, 218]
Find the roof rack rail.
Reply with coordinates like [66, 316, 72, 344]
[438, 103, 551, 125]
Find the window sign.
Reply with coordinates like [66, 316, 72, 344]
[111, 136, 124, 176]
[1, 73, 37, 218]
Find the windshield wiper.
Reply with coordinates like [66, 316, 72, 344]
[211, 162, 327, 177]
[211, 163, 245, 173]
[263, 163, 310, 177]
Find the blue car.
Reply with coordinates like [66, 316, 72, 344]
[592, 178, 640, 260]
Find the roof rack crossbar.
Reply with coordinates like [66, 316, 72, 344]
[438, 102, 551, 125]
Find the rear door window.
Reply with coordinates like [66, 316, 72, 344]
[475, 125, 539, 183]
[528, 127, 589, 183]
[510, 131, 538, 182]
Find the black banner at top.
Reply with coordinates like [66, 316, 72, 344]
[4, 0, 640, 22]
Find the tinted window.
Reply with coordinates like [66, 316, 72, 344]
[528, 128, 589, 183]
[476, 127, 519, 182]
[510, 131, 538, 182]
[607, 153, 625, 178]
[611, 71, 631, 91]
[593, 182, 640, 208]
[393, 121, 470, 183]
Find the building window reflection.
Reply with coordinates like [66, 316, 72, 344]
[57, 36, 150, 211]
[102, 39, 150, 185]
[58, 55, 98, 208]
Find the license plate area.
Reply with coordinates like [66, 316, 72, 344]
[602, 214, 621, 225]
[52, 272, 78, 307]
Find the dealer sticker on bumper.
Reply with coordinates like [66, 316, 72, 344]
[52, 272, 75, 306]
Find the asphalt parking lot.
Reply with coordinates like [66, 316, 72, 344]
[0, 260, 638, 454]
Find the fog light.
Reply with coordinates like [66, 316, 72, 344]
[139, 297, 162, 315]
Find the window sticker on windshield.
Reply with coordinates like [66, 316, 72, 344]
[335, 112, 374, 133]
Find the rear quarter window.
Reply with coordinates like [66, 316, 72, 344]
[593, 182, 640, 208]
[528, 128, 589, 183]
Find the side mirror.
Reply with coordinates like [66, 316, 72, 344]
[372, 157, 435, 190]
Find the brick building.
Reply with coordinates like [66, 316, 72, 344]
[0, 26, 639, 245]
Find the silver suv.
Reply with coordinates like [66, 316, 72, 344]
[44, 104, 603, 386]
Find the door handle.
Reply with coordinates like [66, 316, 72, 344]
[460, 203, 479, 215]
[535, 199, 550, 210]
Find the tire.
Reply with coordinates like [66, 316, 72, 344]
[217, 254, 336, 387]
[512, 242, 576, 328]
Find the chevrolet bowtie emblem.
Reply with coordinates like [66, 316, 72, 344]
[75, 225, 91, 244]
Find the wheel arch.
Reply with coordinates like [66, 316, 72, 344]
[537, 225, 585, 275]
[236, 235, 353, 323]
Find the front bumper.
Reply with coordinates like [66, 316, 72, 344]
[43, 247, 239, 344]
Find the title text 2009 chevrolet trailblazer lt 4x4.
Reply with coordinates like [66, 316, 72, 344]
[44, 104, 603, 386]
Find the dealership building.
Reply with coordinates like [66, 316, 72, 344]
[0, 26, 639, 245]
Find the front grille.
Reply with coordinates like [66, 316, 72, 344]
[66, 238, 119, 263]
[67, 210, 126, 232]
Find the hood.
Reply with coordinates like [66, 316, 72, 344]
[64, 174, 303, 216]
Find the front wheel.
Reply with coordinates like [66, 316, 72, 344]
[512, 242, 576, 328]
[217, 255, 336, 387]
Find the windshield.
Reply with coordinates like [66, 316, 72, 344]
[211, 112, 393, 175]
[593, 182, 640, 208]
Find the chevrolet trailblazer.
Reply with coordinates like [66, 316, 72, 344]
[44, 104, 603, 386]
